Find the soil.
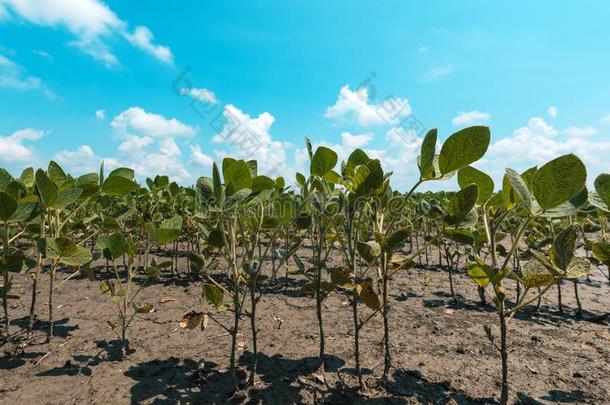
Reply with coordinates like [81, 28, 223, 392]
[1, 243, 609, 404]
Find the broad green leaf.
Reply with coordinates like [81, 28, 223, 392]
[458, 166, 494, 205]
[9, 202, 38, 223]
[446, 184, 479, 225]
[592, 241, 610, 266]
[252, 175, 275, 193]
[504, 168, 531, 210]
[102, 176, 139, 196]
[207, 228, 226, 248]
[47, 161, 67, 185]
[310, 146, 338, 177]
[0, 190, 17, 221]
[147, 226, 181, 245]
[467, 264, 490, 287]
[19, 167, 34, 187]
[594, 173, 610, 208]
[51, 188, 83, 210]
[0, 168, 13, 190]
[35, 169, 58, 207]
[196, 177, 215, 205]
[202, 283, 224, 308]
[352, 159, 384, 196]
[543, 188, 588, 218]
[223, 159, 252, 195]
[551, 225, 578, 271]
[357, 241, 381, 264]
[564, 257, 590, 279]
[61, 246, 92, 266]
[419, 128, 437, 179]
[0, 253, 36, 273]
[161, 215, 183, 230]
[438, 126, 490, 175]
[108, 167, 135, 180]
[347, 148, 370, 167]
[532, 154, 586, 210]
[295, 172, 306, 186]
[97, 233, 129, 260]
[384, 228, 411, 252]
[522, 261, 555, 288]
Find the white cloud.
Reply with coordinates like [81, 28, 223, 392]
[480, 117, 610, 186]
[180, 87, 218, 105]
[547, 106, 558, 118]
[111, 107, 195, 138]
[421, 65, 453, 82]
[325, 85, 412, 126]
[211, 104, 290, 178]
[117, 135, 153, 153]
[95, 109, 106, 121]
[451, 110, 490, 126]
[564, 126, 597, 138]
[341, 132, 373, 149]
[124, 26, 173, 64]
[0, 128, 44, 164]
[190, 145, 214, 168]
[600, 114, 610, 124]
[0, 0, 172, 66]
[0, 53, 55, 98]
[54, 145, 103, 173]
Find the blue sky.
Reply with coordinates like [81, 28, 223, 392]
[1, 1, 610, 190]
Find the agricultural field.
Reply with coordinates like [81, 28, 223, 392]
[1, 126, 610, 404]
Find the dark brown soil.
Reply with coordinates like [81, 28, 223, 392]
[1, 245, 609, 404]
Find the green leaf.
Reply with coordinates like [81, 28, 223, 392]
[310, 146, 338, 177]
[161, 215, 183, 230]
[0, 168, 13, 190]
[108, 167, 135, 180]
[207, 228, 226, 248]
[504, 168, 532, 210]
[522, 261, 556, 288]
[543, 188, 588, 218]
[467, 264, 491, 287]
[51, 188, 83, 210]
[419, 129, 437, 179]
[295, 172, 306, 186]
[347, 148, 370, 167]
[97, 233, 129, 260]
[551, 225, 578, 271]
[592, 241, 610, 266]
[61, 246, 92, 266]
[594, 173, 610, 208]
[252, 175, 275, 193]
[47, 161, 67, 185]
[0, 253, 36, 273]
[202, 283, 224, 308]
[147, 225, 181, 245]
[9, 202, 38, 223]
[357, 241, 381, 264]
[458, 166, 494, 205]
[212, 162, 223, 203]
[223, 159, 252, 196]
[532, 154, 586, 210]
[438, 126, 490, 175]
[0, 190, 17, 221]
[564, 257, 590, 279]
[384, 228, 411, 252]
[102, 176, 139, 196]
[35, 169, 58, 207]
[19, 167, 34, 187]
[446, 184, 479, 226]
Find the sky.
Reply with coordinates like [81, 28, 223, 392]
[1, 0, 610, 191]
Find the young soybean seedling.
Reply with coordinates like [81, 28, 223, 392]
[97, 233, 159, 359]
[466, 154, 588, 405]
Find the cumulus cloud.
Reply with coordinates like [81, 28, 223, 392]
[180, 87, 218, 105]
[95, 109, 106, 121]
[190, 145, 214, 168]
[325, 85, 412, 126]
[548, 106, 558, 118]
[211, 104, 290, 178]
[480, 117, 610, 186]
[111, 107, 195, 138]
[0, 128, 44, 164]
[0, 53, 55, 98]
[0, 0, 173, 66]
[54, 145, 104, 173]
[564, 126, 597, 138]
[451, 110, 490, 126]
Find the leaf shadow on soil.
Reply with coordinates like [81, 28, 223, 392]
[10, 316, 79, 340]
[36, 339, 129, 377]
[517, 389, 588, 404]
